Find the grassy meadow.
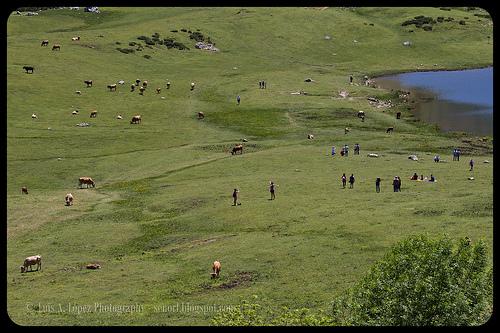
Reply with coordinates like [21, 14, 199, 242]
[7, 7, 493, 325]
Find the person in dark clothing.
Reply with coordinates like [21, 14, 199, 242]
[453, 148, 457, 161]
[259, 80, 262, 89]
[349, 74, 353, 84]
[354, 143, 360, 155]
[457, 149, 461, 161]
[349, 174, 355, 189]
[411, 173, 418, 180]
[342, 173, 347, 189]
[397, 176, 401, 191]
[232, 188, 239, 206]
[393, 176, 398, 192]
[269, 181, 276, 200]
[469, 159, 474, 171]
[237, 95, 241, 105]
[376, 177, 381, 193]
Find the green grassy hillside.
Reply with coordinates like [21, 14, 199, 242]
[7, 7, 493, 325]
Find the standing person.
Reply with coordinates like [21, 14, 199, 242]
[269, 181, 277, 200]
[392, 176, 398, 192]
[354, 143, 360, 155]
[259, 80, 262, 89]
[342, 173, 347, 189]
[331, 146, 336, 157]
[345, 144, 349, 157]
[375, 177, 381, 193]
[469, 159, 474, 171]
[263, 80, 266, 89]
[397, 176, 402, 192]
[434, 155, 440, 163]
[452, 148, 457, 161]
[349, 74, 353, 84]
[349, 174, 355, 189]
[237, 95, 241, 105]
[166, 81, 171, 89]
[232, 188, 239, 206]
[457, 149, 461, 161]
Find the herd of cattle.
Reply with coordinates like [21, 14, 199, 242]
[18, 35, 407, 277]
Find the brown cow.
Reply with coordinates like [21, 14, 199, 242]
[79, 177, 95, 188]
[65, 193, 73, 206]
[197, 112, 205, 119]
[130, 115, 142, 124]
[21, 186, 28, 194]
[107, 84, 117, 91]
[90, 110, 97, 118]
[231, 144, 243, 155]
[52, 44, 61, 51]
[211, 260, 221, 279]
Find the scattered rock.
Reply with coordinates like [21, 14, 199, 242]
[304, 78, 315, 82]
[76, 122, 90, 127]
[324, 35, 331, 40]
[367, 153, 379, 158]
[468, 177, 475, 180]
[483, 160, 490, 163]
[194, 42, 219, 52]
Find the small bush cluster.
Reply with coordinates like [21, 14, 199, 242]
[401, 16, 436, 28]
[189, 31, 205, 42]
[143, 55, 151, 59]
[459, 20, 466, 25]
[116, 48, 134, 54]
[136, 33, 189, 50]
[474, 13, 491, 19]
[439, 7, 451, 11]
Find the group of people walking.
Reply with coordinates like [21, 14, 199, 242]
[341, 173, 356, 189]
[333, 143, 360, 157]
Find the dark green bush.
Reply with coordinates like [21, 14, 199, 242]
[115, 41, 121, 45]
[332, 235, 492, 326]
[180, 28, 187, 32]
[170, 29, 178, 32]
[116, 48, 134, 54]
[459, 20, 466, 25]
[129, 41, 137, 46]
[189, 31, 205, 42]
[143, 55, 151, 59]
[422, 25, 433, 31]
[137, 36, 148, 40]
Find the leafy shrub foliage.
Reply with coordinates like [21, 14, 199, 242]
[211, 300, 335, 326]
[332, 235, 492, 326]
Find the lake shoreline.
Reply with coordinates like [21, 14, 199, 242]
[368, 63, 493, 80]
[373, 66, 493, 137]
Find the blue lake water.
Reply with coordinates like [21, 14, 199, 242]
[375, 67, 493, 136]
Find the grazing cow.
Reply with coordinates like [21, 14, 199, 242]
[211, 260, 221, 279]
[23, 66, 34, 74]
[41, 40, 49, 46]
[21, 186, 28, 194]
[156, 87, 161, 94]
[357, 110, 365, 118]
[198, 112, 205, 119]
[130, 84, 135, 92]
[71, 36, 80, 41]
[52, 44, 61, 51]
[142, 80, 148, 88]
[31, 113, 37, 119]
[396, 112, 401, 119]
[135, 79, 141, 86]
[72, 110, 79, 115]
[231, 144, 243, 155]
[307, 134, 314, 139]
[22, 255, 42, 272]
[116, 115, 123, 120]
[386, 127, 394, 134]
[130, 115, 141, 124]
[90, 110, 97, 118]
[107, 84, 117, 91]
[84, 80, 93, 87]
[139, 86, 145, 95]
[86, 263, 101, 269]
[345, 127, 350, 134]
[75, 90, 81, 95]
[79, 177, 95, 188]
[65, 193, 74, 206]
[191, 82, 195, 90]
